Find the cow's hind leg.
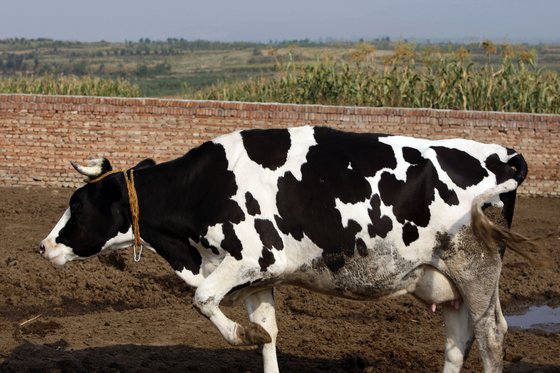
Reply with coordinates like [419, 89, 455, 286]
[443, 231, 507, 372]
[442, 303, 474, 373]
[193, 256, 272, 346]
[244, 288, 279, 373]
[468, 286, 507, 373]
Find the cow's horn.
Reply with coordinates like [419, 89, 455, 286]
[71, 158, 112, 178]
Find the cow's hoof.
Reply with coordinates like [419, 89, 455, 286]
[237, 322, 272, 345]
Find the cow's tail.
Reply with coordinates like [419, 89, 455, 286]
[470, 153, 548, 266]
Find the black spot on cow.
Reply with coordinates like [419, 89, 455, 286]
[343, 220, 362, 257]
[402, 222, 419, 246]
[241, 128, 291, 170]
[245, 192, 261, 216]
[484, 153, 519, 228]
[402, 147, 424, 165]
[254, 219, 284, 250]
[200, 236, 219, 255]
[379, 165, 433, 228]
[403, 146, 459, 206]
[312, 128, 398, 203]
[379, 147, 461, 236]
[367, 194, 393, 238]
[432, 146, 488, 189]
[275, 127, 397, 272]
[401, 146, 458, 206]
[222, 222, 243, 260]
[435, 180, 459, 206]
[137, 141, 245, 272]
[168, 141, 245, 231]
[485, 153, 514, 184]
[144, 234, 202, 274]
[356, 238, 368, 257]
[259, 248, 276, 271]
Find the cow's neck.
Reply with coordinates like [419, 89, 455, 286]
[128, 155, 205, 275]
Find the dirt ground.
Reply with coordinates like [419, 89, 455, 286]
[0, 186, 559, 373]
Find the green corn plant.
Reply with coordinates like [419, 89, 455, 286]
[194, 49, 559, 114]
[0, 75, 141, 97]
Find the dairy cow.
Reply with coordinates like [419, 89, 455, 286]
[40, 126, 535, 373]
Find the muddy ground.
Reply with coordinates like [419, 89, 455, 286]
[0, 186, 559, 372]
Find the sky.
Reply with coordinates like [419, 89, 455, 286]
[1, 0, 559, 43]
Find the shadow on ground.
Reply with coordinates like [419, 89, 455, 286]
[3, 340, 559, 373]
[1, 340, 371, 373]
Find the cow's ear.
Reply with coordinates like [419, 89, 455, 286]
[133, 158, 156, 170]
[71, 158, 113, 179]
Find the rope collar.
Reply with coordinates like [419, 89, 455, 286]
[87, 169, 143, 262]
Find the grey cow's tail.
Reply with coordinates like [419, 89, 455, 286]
[470, 152, 546, 266]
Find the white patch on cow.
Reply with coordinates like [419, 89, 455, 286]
[334, 197, 370, 229]
[285, 126, 316, 182]
[43, 242, 78, 266]
[212, 127, 320, 276]
[205, 223, 226, 250]
[101, 227, 134, 251]
[188, 238, 221, 278]
[213, 126, 317, 229]
[347, 162, 353, 170]
[176, 268, 205, 287]
[40, 208, 78, 266]
[391, 145, 409, 181]
[234, 218, 268, 259]
[281, 233, 324, 274]
[46, 208, 71, 240]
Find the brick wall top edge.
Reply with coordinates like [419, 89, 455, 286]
[0, 93, 559, 124]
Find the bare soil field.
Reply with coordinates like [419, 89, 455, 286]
[0, 186, 559, 372]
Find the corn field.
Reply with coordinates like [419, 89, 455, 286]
[0, 75, 140, 97]
[196, 49, 560, 114]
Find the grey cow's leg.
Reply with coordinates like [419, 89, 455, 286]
[441, 223, 507, 372]
[442, 303, 474, 373]
[244, 288, 279, 373]
[470, 286, 508, 373]
[448, 268, 506, 370]
[193, 255, 272, 347]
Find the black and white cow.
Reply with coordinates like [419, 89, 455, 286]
[40, 126, 534, 373]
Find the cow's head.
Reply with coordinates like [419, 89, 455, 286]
[40, 157, 155, 266]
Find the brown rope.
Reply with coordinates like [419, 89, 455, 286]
[88, 169, 122, 184]
[87, 169, 143, 261]
[123, 169, 142, 253]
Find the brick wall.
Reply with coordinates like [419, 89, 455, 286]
[1, 94, 559, 196]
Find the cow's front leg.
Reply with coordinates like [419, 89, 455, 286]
[244, 288, 279, 373]
[442, 303, 474, 373]
[193, 256, 272, 346]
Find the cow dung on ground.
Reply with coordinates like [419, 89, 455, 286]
[0, 187, 559, 372]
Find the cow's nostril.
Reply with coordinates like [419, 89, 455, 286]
[39, 243, 46, 255]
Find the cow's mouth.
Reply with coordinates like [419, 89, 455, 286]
[48, 254, 69, 266]
[39, 241, 76, 266]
